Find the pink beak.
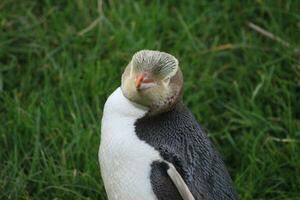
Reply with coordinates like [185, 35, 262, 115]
[135, 73, 155, 90]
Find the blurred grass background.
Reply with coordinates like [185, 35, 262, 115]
[1, 0, 300, 199]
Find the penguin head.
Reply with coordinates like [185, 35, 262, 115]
[121, 50, 183, 114]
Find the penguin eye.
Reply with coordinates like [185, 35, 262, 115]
[163, 77, 171, 85]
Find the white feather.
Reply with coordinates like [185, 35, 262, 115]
[99, 87, 161, 200]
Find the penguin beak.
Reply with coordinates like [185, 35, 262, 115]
[135, 74, 145, 89]
[135, 73, 156, 91]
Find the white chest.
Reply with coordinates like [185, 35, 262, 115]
[99, 88, 161, 200]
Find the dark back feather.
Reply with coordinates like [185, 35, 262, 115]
[135, 102, 238, 200]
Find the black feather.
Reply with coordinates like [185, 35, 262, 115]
[135, 102, 238, 200]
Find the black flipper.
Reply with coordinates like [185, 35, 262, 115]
[150, 161, 183, 200]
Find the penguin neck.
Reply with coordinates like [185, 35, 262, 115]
[105, 87, 184, 119]
[144, 100, 185, 120]
[147, 98, 184, 117]
[104, 87, 148, 119]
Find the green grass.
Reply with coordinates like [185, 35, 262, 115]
[1, 0, 300, 199]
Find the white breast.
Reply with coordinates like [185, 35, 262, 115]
[99, 87, 161, 200]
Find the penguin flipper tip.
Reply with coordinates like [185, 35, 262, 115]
[165, 161, 195, 200]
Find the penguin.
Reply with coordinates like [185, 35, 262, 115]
[99, 50, 238, 200]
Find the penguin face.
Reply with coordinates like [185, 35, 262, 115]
[121, 50, 183, 114]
